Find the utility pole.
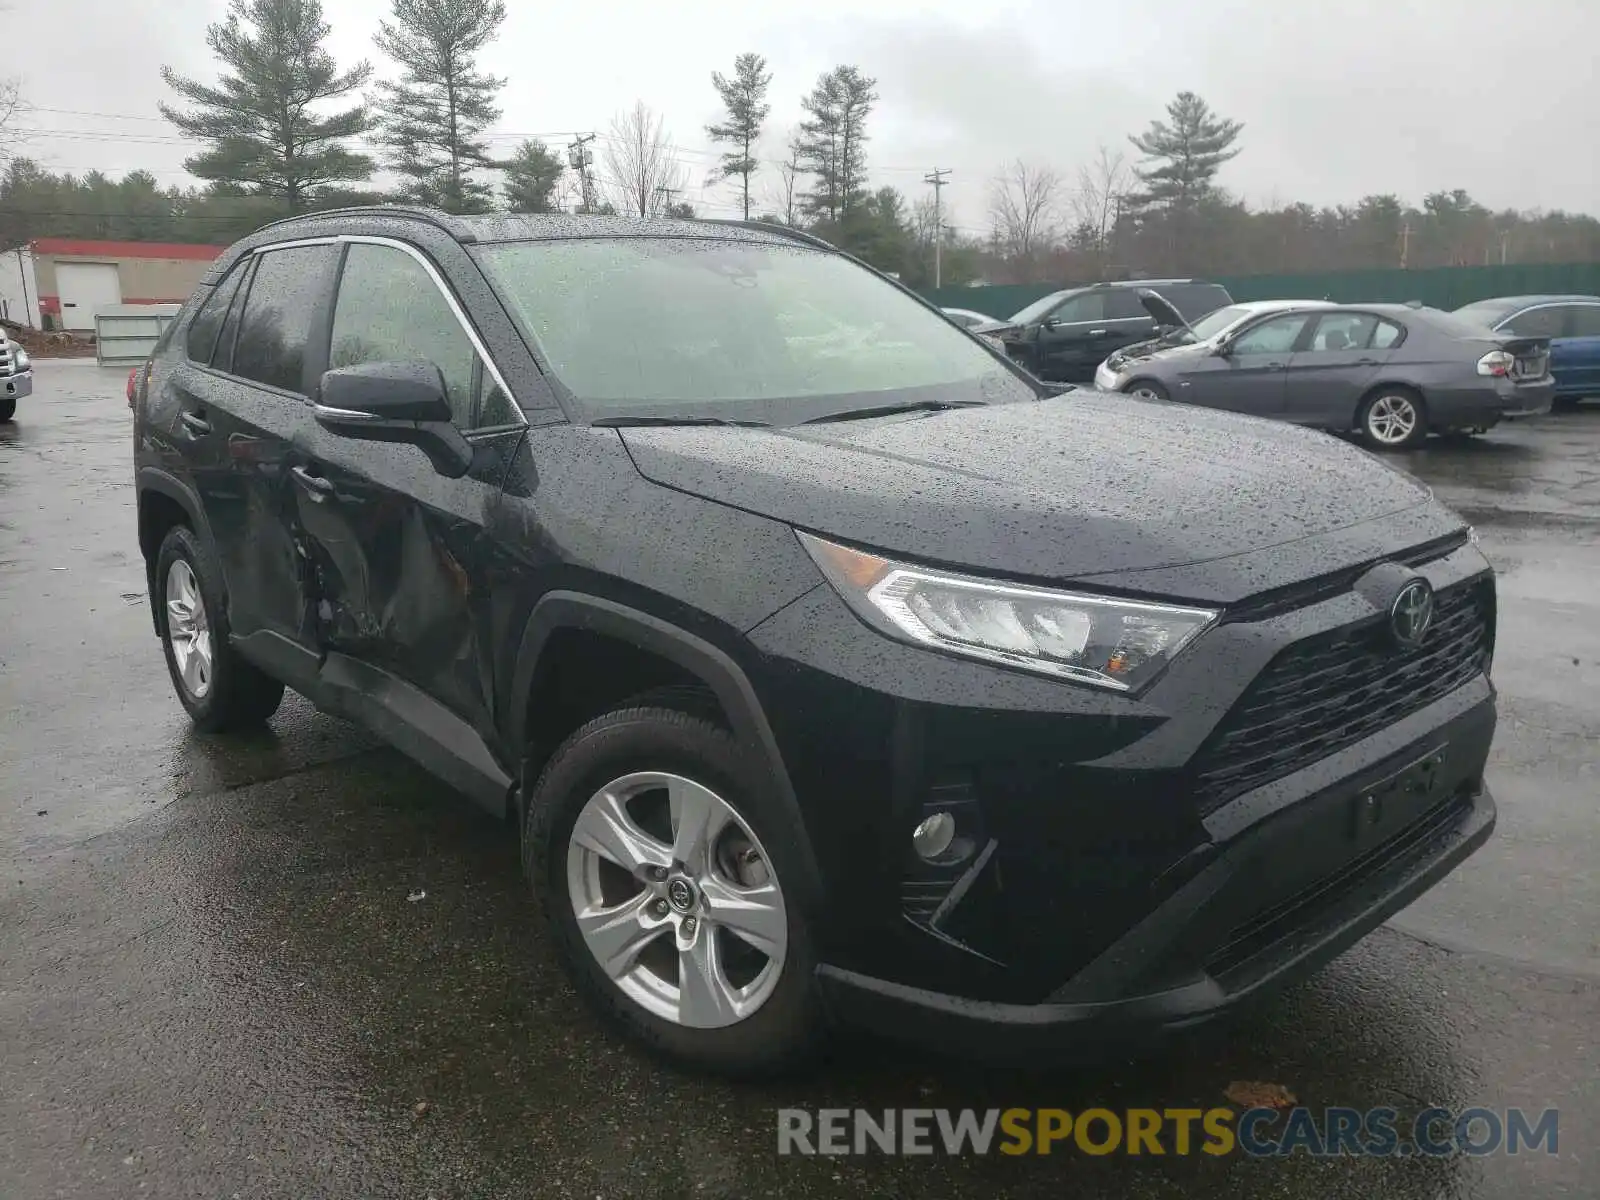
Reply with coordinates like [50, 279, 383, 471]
[567, 134, 596, 213]
[654, 184, 681, 217]
[924, 168, 951, 288]
[1398, 220, 1412, 270]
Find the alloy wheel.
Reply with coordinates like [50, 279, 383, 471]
[1130, 385, 1164, 401]
[565, 771, 787, 1029]
[165, 559, 213, 700]
[1367, 394, 1419, 445]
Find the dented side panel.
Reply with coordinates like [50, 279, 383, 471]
[289, 422, 523, 748]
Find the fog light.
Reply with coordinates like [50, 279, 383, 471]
[912, 812, 956, 860]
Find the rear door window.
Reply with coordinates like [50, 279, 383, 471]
[231, 244, 338, 394]
[211, 257, 258, 374]
[186, 260, 248, 366]
[1568, 305, 1600, 337]
[1307, 312, 1378, 351]
[1371, 319, 1405, 349]
[1102, 290, 1148, 320]
[1500, 305, 1567, 338]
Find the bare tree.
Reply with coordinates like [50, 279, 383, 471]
[988, 160, 1061, 275]
[601, 101, 687, 217]
[0, 76, 25, 168]
[1071, 144, 1132, 272]
[759, 133, 804, 226]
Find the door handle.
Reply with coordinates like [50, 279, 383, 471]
[1088, 329, 1109, 336]
[290, 465, 335, 501]
[178, 411, 210, 435]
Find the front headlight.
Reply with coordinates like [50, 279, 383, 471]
[14, 348, 30, 371]
[798, 532, 1218, 692]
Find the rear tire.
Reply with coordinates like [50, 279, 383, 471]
[1359, 387, 1427, 450]
[155, 525, 285, 732]
[1122, 379, 1170, 402]
[525, 704, 824, 1077]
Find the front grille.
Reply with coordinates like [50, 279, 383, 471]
[1191, 578, 1492, 814]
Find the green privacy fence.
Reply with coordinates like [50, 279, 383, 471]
[923, 263, 1600, 320]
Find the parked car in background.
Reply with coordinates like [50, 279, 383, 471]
[1095, 297, 1335, 390]
[1101, 298, 1554, 449]
[1451, 294, 1600, 409]
[1001, 278, 1233, 382]
[941, 307, 998, 329]
[941, 307, 1017, 349]
[0, 335, 34, 422]
[135, 207, 1497, 1075]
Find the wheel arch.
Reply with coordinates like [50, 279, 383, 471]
[137, 468, 218, 638]
[507, 592, 823, 909]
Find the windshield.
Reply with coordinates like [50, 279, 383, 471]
[1008, 290, 1071, 325]
[475, 237, 1032, 422]
[1184, 304, 1254, 342]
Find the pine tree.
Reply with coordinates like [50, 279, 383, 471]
[795, 66, 877, 225]
[706, 53, 772, 221]
[160, 0, 374, 213]
[375, 0, 507, 214]
[503, 139, 565, 213]
[1127, 91, 1243, 212]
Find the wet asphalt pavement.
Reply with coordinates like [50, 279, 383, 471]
[2, 362, 1595, 1199]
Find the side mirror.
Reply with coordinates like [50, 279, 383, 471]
[314, 360, 473, 478]
[1041, 316, 1061, 331]
[1212, 341, 1233, 358]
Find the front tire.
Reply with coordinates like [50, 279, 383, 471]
[0, 397, 15, 422]
[155, 525, 285, 731]
[1122, 379, 1170, 402]
[1359, 388, 1427, 450]
[524, 704, 823, 1077]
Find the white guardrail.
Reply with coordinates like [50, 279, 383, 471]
[94, 304, 182, 367]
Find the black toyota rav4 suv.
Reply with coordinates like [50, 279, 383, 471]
[133, 207, 1497, 1076]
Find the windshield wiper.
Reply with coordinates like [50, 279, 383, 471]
[591, 415, 769, 428]
[802, 400, 986, 424]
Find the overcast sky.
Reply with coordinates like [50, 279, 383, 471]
[12, 0, 1599, 236]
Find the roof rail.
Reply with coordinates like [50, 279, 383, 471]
[696, 218, 836, 252]
[252, 204, 478, 242]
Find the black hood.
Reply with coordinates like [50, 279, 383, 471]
[619, 393, 1463, 605]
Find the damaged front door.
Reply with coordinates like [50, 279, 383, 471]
[289, 238, 525, 742]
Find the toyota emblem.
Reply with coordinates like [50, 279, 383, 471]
[1390, 579, 1435, 649]
[666, 878, 696, 912]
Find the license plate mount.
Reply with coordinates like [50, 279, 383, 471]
[1348, 742, 1450, 841]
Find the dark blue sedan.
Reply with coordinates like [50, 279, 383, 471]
[1453, 294, 1600, 409]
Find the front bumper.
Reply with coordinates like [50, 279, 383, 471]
[3, 370, 32, 400]
[818, 708, 1495, 1058]
[1093, 360, 1121, 391]
[746, 537, 1497, 1055]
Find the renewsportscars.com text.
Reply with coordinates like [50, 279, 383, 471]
[777, 1106, 1560, 1158]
